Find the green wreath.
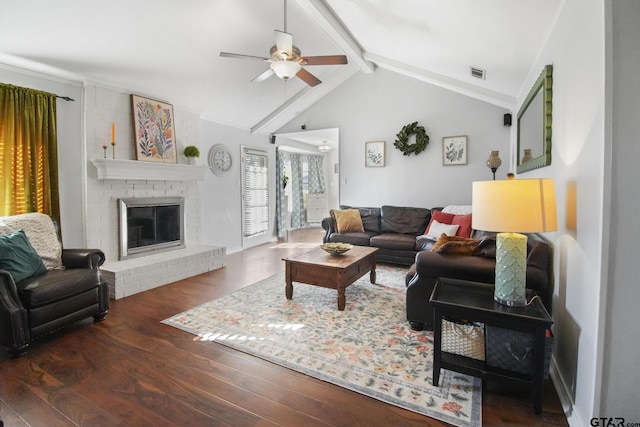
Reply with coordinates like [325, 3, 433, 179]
[394, 121, 429, 156]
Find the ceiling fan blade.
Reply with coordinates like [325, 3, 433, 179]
[296, 67, 321, 87]
[300, 55, 348, 66]
[220, 52, 270, 61]
[275, 30, 293, 57]
[251, 68, 274, 83]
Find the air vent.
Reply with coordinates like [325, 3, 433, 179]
[470, 67, 486, 80]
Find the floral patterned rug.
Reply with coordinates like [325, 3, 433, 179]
[162, 265, 481, 427]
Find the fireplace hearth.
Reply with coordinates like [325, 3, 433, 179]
[118, 197, 185, 260]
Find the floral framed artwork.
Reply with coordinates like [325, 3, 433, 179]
[365, 141, 385, 167]
[131, 94, 177, 163]
[442, 135, 467, 166]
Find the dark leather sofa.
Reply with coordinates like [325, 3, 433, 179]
[322, 205, 434, 265]
[405, 232, 553, 331]
[0, 248, 109, 357]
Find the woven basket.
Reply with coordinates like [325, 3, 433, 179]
[441, 319, 485, 361]
[486, 326, 553, 378]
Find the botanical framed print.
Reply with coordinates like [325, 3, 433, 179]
[365, 141, 385, 167]
[442, 135, 467, 166]
[131, 94, 177, 163]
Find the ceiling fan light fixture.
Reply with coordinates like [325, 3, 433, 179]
[318, 141, 332, 153]
[270, 60, 301, 80]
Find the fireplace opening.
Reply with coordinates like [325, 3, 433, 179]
[118, 197, 185, 260]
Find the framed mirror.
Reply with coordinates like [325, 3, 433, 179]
[517, 64, 553, 174]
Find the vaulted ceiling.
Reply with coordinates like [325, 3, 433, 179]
[0, 0, 563, 135]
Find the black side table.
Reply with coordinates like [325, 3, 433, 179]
[430, 277, 553, 414]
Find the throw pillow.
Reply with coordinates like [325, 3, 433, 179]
[0, 229, 47, 283]
[424, 210, 455, 235]
[452, 214, 473, 238]
[330, 209, 365, 233]
[425, 220, 459, 240]
[430, 234, 481, 255]
[441, 205, 473, 215]
[0, 212, 63, 270]
[426, 208, 473, 238]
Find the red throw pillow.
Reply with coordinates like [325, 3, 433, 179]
[424, 210, 455, 235]
[452, 214, 472, 238]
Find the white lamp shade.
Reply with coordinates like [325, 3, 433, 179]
[473, 178, 557, 306]
[270, 61, 301, 80]
[472, 178, 557, 233]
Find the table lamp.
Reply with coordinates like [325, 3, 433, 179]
[472, 177, 557, 306]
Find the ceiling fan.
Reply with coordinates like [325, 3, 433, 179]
[219, 0, 347, 87]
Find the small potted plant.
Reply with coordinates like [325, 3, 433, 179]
[183, 145, 200, 165]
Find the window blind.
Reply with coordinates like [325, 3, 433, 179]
[243, 148, 269, 238]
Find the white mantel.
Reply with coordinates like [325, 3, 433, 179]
[91, 158, 208, 181]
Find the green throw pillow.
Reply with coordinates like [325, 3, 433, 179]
[0, 229, 47, 284]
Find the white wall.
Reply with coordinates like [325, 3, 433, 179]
[0, 66, 84, 247]
[278, 68, 511, 208]
[509, 0, 613, 423]
[198, 120, 276, 254]
[601, 0, 640, 419]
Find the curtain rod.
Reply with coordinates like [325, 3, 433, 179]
[56, 95, 75, 101]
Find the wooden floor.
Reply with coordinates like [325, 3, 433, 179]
[0, 228, 568, 426]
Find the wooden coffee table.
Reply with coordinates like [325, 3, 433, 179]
[282, 246, 378, 310]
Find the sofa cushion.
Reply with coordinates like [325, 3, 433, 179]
[0, 229, 48, 284]
[415, 236, 436, 251]
[330, 209, 364, 233]
[329, 231, 376, 246]
[474, 237, 497, 258]
[380, 205, 431, 234]
[341, 206, 381, 233]
[370, 233, 417, 251]
[415, 251, 497, 284]
[17, 268, 102, 309]
[527, 242, 549, 269]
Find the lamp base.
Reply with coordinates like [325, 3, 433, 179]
[494, 294, 527, 307]
[494, 232, 528, 307]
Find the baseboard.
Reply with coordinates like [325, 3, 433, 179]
[550, 356, 588, 427]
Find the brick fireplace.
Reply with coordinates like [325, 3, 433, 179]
[88, 159, 225, 299]
[82, 86, 225, 299]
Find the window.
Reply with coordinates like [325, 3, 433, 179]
[242, 147, 269, 238]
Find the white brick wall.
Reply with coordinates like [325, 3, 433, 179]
[101, 245, 226, 299]
[85, 85, 203, 261]
[84, 84, 223, 297]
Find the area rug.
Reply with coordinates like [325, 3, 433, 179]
[162, 265, 482, 427]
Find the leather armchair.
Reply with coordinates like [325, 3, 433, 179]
[0, 248, 109, 357]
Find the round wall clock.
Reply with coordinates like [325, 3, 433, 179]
[208, 144, 233, 176]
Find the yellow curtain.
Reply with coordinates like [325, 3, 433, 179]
[0, 83, 60, 222]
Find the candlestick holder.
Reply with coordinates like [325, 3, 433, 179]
[111, 142, 116, 159]
[102, 146, 107, 159]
